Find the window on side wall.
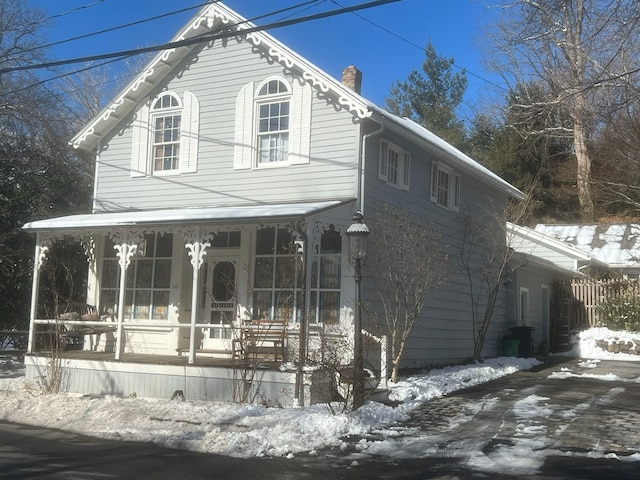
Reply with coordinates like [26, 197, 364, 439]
[378, 139, 410, 190]
[430, 161, 460, 211]
[234, 77, 312, 170]
[100, 233, 173, 320]
[131, 91, 199, 177]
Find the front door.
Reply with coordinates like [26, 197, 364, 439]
[203, 257, 237, 351]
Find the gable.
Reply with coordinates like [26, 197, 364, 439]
[71, 2, 371, 152]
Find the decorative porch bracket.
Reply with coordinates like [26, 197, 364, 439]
[184, 227, 212, 364]
[111, 231, 143, 360]
[27, 235, 51, 353]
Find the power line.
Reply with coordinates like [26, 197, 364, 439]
[4, 1, 331, 101]
[22, 2, 212, 57]
[329, 0, 507, 93]
[0, 0, 400, 75]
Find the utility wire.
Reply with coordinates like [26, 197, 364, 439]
[329, 0, 507, 92]
[0, 0, 399, 74]
[21, 2, 212, 56]
[5, 1, 329, 99]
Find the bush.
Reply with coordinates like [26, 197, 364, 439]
[597, 283, 640, 332]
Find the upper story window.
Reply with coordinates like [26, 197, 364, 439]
[234, 77, 312, 170]
[151, 93, 181, 173]
[430, 161, 460, 211]
[257, 80, 290, 165]
[378, 139, 410, 190]
[131, 91, 199, 178]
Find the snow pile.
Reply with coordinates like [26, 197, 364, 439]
[0, 327, 638, 469]
[0, 356, 539, 459]
[563, 327, 640, 361]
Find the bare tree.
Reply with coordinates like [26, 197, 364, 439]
[369, 204, 448, 383]
[485, 0, 640, 221]
[459, 193, 532, 361]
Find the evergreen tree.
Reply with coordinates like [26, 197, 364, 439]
[385, 40, 468, 148]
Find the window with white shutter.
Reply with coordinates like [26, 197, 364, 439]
[378, 139, 410, 191]
[234, 77, 312, 170]
[430, 161, 461, 211]
[130, 91, 199, 177]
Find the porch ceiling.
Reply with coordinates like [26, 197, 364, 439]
[22, 200, 352, 232]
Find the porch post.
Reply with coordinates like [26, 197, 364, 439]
[27, 234, 50, 353]
[185, 228, 210, 365]
[113, 239, 138, 360]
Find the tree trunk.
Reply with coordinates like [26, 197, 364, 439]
[574, 92, 594, 221]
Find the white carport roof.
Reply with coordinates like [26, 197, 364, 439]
[23, 200, 349, 232]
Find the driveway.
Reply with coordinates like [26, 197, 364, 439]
[314, 357, 640, 478]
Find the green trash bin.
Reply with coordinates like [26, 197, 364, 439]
[502, 338, 520, 357]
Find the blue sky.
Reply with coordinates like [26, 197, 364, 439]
[29, 0, 504, 112]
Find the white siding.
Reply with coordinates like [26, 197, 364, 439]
[361, 127, 511, 368]
[94, 39, 359, 212]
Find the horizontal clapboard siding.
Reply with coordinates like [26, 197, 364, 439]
[94, 38, 359, 212]
[361, 129, 510, 368]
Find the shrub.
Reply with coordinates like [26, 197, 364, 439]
[597, 281, 640, 332]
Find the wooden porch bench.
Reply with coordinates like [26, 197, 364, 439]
[233, 319, 287, 362]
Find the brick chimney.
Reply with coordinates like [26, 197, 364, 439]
[341, 66, 362, 94]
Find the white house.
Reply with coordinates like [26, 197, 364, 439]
[23, 1, 524, 405]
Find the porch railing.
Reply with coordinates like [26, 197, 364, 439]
[28, 319, 392, 389]
[1, 330, 28, 354]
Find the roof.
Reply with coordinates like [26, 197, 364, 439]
[510, 251, 583, 278]
[22, 200, 346, 232]
[508, 223, 595, 262]
[375, 114, 524, 199]
[535, 223, 640, 268]
[70, 1, 523, 200]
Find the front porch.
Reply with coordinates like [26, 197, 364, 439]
[22, 201, 389, 406]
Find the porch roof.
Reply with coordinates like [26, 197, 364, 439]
[22, 200, 350, 232]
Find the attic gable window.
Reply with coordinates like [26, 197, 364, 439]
[257, 80, 290, 164]
[378, 139, 410, 190]
[430, 161, 461, 211]
[234, 77, 312, 170]
[152, 93, 181, 172]
[131, 91, 199, 177]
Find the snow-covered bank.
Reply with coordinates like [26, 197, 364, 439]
[0, 327, 638, 464]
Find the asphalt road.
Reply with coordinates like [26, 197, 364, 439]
[1, 358, 639, 479]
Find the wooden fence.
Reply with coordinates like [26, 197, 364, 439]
[554, 278, 640, 328]
[551, 278, 640, 352]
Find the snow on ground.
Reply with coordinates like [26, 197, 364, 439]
[0, 327, 639, 472]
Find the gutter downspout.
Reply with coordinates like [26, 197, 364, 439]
[358, 119, 385, 214]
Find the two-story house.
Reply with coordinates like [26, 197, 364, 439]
[23, 1, 523, 406]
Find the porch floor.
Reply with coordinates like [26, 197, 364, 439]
[29, 350, 285, 371]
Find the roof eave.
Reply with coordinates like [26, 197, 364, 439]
[70, 2, 373, 152]
[370, 109, 525, 199]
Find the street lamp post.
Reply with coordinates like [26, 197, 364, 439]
[345, 211, 369, 409]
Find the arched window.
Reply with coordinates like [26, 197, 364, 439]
[234, 77, 312, 170]
[151, 93, 182, 172]
[256, 80, 291, 164]
[131, 91, 199, 177]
